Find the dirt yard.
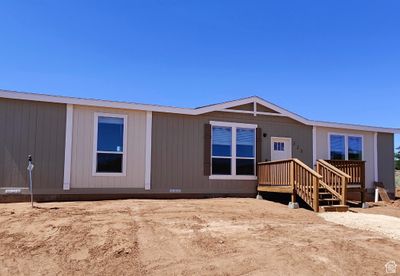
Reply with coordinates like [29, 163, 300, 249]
[1, 198, 400, 276]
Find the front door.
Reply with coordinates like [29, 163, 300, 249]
[271, 137, 292, 161]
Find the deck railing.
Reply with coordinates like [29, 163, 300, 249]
[316, 160, 351, 205]
[325, 159, 366, 202]
[258, 159, 322, 211]
[257, 159, 292, 186]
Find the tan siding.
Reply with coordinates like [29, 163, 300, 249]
[0, 98, 65, 192]
[70, 105, 146, 189]
[151, 111, 312, 194]
[315, 127, 375, 190]
[256, 103, 279, 113]
[227, 103, 254, 111]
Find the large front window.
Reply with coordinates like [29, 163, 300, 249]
[94, 114, 127, 175]
[329, 134, 363, 161]
[211, 122, 256, 179]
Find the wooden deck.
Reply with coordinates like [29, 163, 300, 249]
[257, 159, 366, 212]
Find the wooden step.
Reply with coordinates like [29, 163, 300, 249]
[319, 198, 340, 202]
[318, 192, 332, 196]
[319, 205, 349, 212]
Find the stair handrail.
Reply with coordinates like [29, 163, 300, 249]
[292, 159, 322, 178]
[318, 160, 351, 178]
[291, 159, 322, 212]
[316, 159, 351, 205]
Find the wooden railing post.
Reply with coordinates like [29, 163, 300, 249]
[313, 177, 319, 212]
[289, 160, 294, 187]
[341, 176, 348, 205]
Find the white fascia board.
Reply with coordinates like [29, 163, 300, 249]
[1, 90, 399, 134]
[193, 97, 259, 115]
[253, 97, 310, 125]
[311, 120, 400, 134]
[0, 90, 195, 115]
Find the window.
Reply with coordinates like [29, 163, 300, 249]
[93, 113, 127, 175]
[329, 134, 363, 161]
[212, 126, 232, 175]
[273, 142, 285, 151]
[348, 136, 362, 160]
[330, 135, 345, 160]
[210, 121, 256, 179]
[236, 128, 255, 175]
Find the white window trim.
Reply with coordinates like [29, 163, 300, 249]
[328, 132, 364, 161]
[209, 121, 257, 180]
[92, 112, 128, 177]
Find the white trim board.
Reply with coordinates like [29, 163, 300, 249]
[374, 132, 379, 182]
[63, 104, 74, 190]
[1, 89, 399, 134]
[312, 126, 317, 167]
[144, 111, 152, 190]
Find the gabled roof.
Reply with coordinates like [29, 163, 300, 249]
[0, 89, 399, 133]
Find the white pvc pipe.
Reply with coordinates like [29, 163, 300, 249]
[375, 188, 379, 203]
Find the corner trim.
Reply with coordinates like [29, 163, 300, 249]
[145, 111, 152, 190]
[63, 104, 73, 190]
[312, 126, 317, 167]
[374, 132, 378, 182]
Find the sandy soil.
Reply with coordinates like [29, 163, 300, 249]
[1, 198, 400, 276]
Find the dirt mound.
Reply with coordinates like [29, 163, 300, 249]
[1, 199, 400, 275]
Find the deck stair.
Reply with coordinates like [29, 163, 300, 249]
[257, 159, 354, 212]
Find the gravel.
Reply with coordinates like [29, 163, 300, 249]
[320, 212, 400, 240]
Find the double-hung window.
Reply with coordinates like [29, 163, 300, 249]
[329, 133, 363, 161]
[210, 121, 257, 179]
[93, 113, 127, 175]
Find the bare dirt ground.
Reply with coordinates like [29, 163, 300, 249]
[1, 198, 400, 276]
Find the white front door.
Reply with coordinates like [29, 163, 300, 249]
[271, 137, 292, 161]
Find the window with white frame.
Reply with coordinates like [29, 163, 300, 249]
[94, 114, 127, 175]
[211, 122, 256, 178]
[273, 142, 285, 152]
[329, 134, 363, 161]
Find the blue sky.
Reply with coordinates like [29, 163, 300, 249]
[0, 1, 399, 148]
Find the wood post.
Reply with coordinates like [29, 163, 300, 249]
[313, 177, 319, 212]
[342, 176, 348, 205]
[290, 161, 296, 203]
[361, 162, 366, 203]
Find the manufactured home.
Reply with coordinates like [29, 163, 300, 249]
[0, 89, 398, 211]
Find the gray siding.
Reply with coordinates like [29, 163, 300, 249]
[0, 98, 66, 193]
[378, 132, 395, 195]
[151, 111, 313, 195]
